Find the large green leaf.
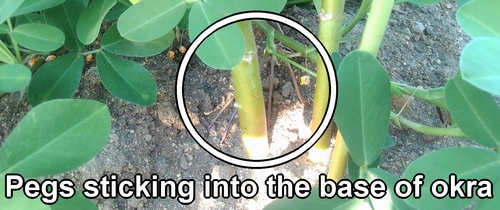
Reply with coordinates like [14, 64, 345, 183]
[408, 0, 442, 6]
[189, 2, 246, 70]
[51, 191, 98, 210]
[0, 99, 110, 178]
[12, 0, 65, 16]
[0, 0, 24, 24]
[204, 0, 286, 14]
[117, 0, 185, 42]
[456, 0, 500, 38]
[475, 175, 500, 210]
[263, 186, 363, 210]
[402, 147, 500, 210]
[366, 168, 416, 210]
[334, 50, 391, 166]
[96, 51, 157, 106]
[11, 23, 65, 52]
[460, 37, 500, 96]
[101, 23, 174, 57]
[0, 23, 8, 34]
[104, 3, 128, 21]
[14, 13, 47, 27]
[445, 75, 500, 147]
[76, 0, 116, 45]
[0, 64, 31, 92]
[27, 53, 84, 106]
[45, 0, 87, 51]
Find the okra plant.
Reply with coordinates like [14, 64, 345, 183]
[266, 0, 500, 209]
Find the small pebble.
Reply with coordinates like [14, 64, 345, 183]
[411, 21, 426, 34]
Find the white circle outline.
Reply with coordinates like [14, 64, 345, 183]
[176, 12, 337, 168]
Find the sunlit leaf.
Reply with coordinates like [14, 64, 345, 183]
[189, 2, 245, 70]
[457, 0, 500, 38]
[0, 99, 110, 178]
[101, 23, 174, 57]
[366, 168, 416, 210]
[445, 75, 500, 147]
[12, 0, 65, 16]
[96, 51, 157, 106]
[11, 23, 65, 52]
[117, 0, 185, 42]
[27, 53, 84, 106]
[0, 0, 24, 25]
[402, 147, 500, 210]
[335, 50, 391, 166]
[460, 37, 500, 96]
[0, 64, 31, 92]
[76, 0, 116, 45]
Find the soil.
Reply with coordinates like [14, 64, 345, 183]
[0, 1, 479, 209]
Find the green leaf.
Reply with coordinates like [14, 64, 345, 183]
[0, 40, 16, 64]
[176, 7, 190, 30]
[408, 0, 442, 6]
[334, 50, 391, 166]
[45, 0, 87, 51]
[51, 191, 98, 210]
[189, 2, 246, 70]
[475, 175, 500, 210]
[263, 186, 362, 210]
[0, 23, 8, 34]
[0, 184, 50, 210]
[117, 0, 185, 42]
[204, 0, 286, 14]
[0, 0, 24, 25]
[12, 0, 65, 17]
[402, 147, 500, 210]
[366, 168, 416, 210]
[0, 64, 31, 92]
[76, 0, 116, 45]
[347, 154, 380, 180]
[457, 0, 500, 38]
[27, 53, 84, 106]
[15, 13, 47, 27]
[457, 0, 471, 7]
[96, 51, 157, 106]
[384, 134, 396, 149]
[460, 37, 500, 96]
[101, 23, 174, 57]
[11, 23, 65, 52]
[313, 0, 321, 14]
[445, 75, 500, 147]
[0, 99, 111, 178]
[104, 3, 128, 21]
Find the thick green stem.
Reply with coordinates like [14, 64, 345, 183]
[232, 21, 269, 159]
[309, 0, 345, 163]
[390, 112, 466, 137]
[358, 0, 393, 56]
[327, 130, 349, 181]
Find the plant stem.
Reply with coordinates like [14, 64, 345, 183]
[269, 49, 316, 77]
[340, 0, 371, 37]
[308, 0, 345, 164]
[391, 82, 447, 109]
[6, 19, 22, 63]
[81, 48, 104, 56]
[358, 0, 393, 56]
[390, 111, 466, 137]
[327, 130, 349, 181]
[232, 21, 269, 159]
[254, 21, 319, 62]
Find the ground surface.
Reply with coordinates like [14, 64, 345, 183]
[0, 1, 479, 209]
